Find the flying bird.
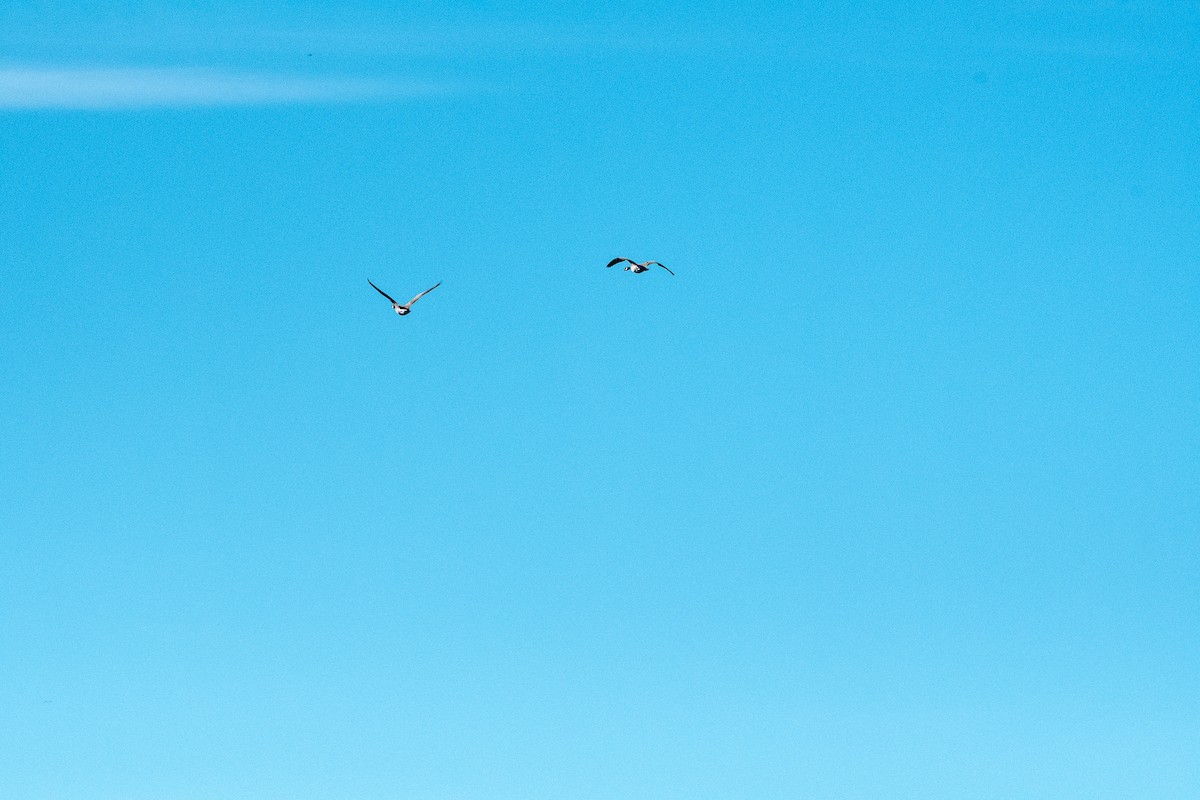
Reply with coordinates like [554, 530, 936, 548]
[605, 257, 674, 275]
[368, 279, 441, 316]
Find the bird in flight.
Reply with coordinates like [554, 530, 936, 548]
[368, 279, 441, 316]
[606, 257, 674, 275]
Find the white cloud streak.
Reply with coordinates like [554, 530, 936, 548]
[0, 65, 450, 109]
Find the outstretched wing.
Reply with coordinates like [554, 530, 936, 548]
[606, 257, 634, 268]
[368, 279, 399, 305]
[648, 261, 675, 276]
[404, 281, 441, 309]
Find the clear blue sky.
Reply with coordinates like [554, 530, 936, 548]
[1, 2, 1197, 798]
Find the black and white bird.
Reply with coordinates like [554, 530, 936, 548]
[368, 279, 441, 316]
[605, 257, 674, 275]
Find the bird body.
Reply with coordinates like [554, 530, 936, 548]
[605, 257, 674, 275]
[369, 279, 440, 316]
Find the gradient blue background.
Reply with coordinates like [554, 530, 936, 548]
[2, 2, 1198, 798]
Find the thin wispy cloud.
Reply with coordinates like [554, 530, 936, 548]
[0, 65, 454, 110]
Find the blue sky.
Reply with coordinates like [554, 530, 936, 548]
[1, 2, 1198, 798]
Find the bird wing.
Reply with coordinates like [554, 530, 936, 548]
[649, 262, 675, 275]
[368, 279, 399, 306]
[404, 281, 441, 309]
[606, 257, 634, 268]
